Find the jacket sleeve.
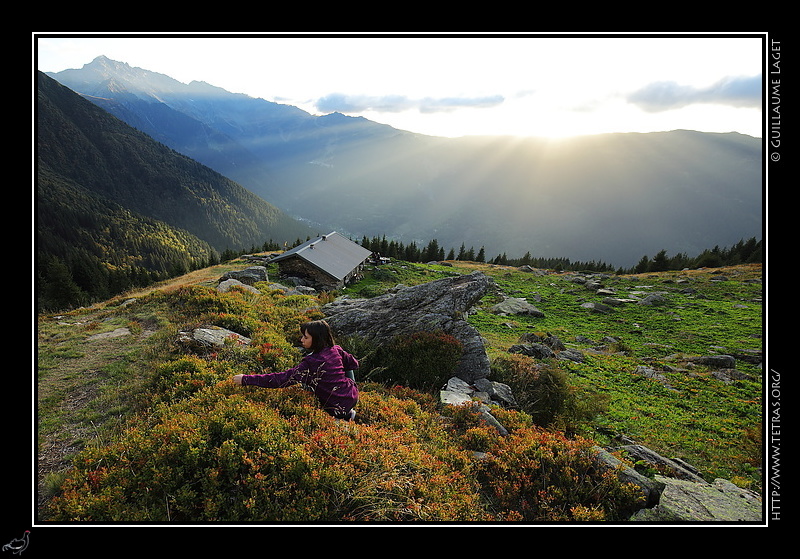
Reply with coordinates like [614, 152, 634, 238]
[241, 361, 308, 388]
[338, 347, 360, 371]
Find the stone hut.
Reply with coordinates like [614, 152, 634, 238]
[271, 232, 373, 290]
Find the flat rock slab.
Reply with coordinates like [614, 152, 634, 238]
[631, 476, 762, 522]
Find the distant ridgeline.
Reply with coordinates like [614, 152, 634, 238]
[37, 59, 763, 312]
[47, 57, 762, 270]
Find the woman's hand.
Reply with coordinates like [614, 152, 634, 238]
[232, 374, 245, 385]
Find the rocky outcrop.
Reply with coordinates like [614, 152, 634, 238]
[437, 374, 762, 522]
[177, 325, 250, 353]
[216, 266, 269, 294]
[591, 446, 666, 508]
[594, 446, 761, 521]
[490, 296, 545, 317]
[323, 271, 495, 382]
[440, 377, 511, 436]
[611, 444, 706, 483]
[216, 265, 318, 296]
[217, 278, 260, 294]
[508, 332, 586, 363]
[629, 477, 762, 522]
[219, 266, 268, 285]
[440, 376, 519, 436]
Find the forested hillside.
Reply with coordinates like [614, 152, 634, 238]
[36, 72, 313, 311]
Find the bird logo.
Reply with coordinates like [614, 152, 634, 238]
[2, 531, 29, 555]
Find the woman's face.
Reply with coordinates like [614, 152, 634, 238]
[300, 330, 314, 350]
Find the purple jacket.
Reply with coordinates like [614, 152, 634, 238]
[241, 345, 359, 417]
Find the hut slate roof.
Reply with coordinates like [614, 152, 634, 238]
[271, 232, 372, 281]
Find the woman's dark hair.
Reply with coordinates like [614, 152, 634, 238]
[301, 320, 335, 352]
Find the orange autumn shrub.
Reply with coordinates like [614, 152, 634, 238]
[47, 382, 489, 522]
[475, 423, 644, 521]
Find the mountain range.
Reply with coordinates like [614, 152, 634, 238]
[36, 69, 319, 310]
[44, 55, 763, 269]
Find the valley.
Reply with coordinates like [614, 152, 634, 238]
[46, 56, 763, 270]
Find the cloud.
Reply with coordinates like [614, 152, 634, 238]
[627, 75, 762, 112]
[315, 92, 505, 114]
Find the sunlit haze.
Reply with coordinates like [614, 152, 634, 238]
[34, 33, 765, 140]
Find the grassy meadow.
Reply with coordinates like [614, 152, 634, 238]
[35, 257, 764, 522]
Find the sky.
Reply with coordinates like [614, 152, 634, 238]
[33, 33, 766, 140]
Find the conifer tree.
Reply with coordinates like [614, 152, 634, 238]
[650, 249, 669, 272]
[633, 255, 649, 274]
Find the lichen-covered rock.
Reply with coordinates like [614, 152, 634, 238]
[490, 296, 545, 317]
[177, 325, 251, 353]
[217, 278, 261, 294]
[630, 477, 762, 522]
[219, 266, 268, 285]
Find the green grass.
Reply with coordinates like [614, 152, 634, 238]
[341, 261, 461, 298]
[461, 263, 763, 488]
[335, 258, 763, 489]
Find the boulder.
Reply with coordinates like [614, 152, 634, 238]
[440, 377, 476, 406]
[439, 377, 509, 435]
[490, 296, 545, 317]
[630, 477, 762, 522]
[638, 293, 668, 306]
[517, 265, 548, 275]
[612, 444, 706, 483]
[518, 332, 565, 350]
[557, 348, 586, 363]
[323, 271, 494, 382]
[473, 377, 518, 408]
[581, 302, 615, 313]
[688, 354, 737, 368]
[508, 343, 556, 360]
[177, 325, 251, 353]
[594, 443, 762, 522]
[219, 266, 268, 285]
[591, 446, 665, 509]
[217, 278, 261, 294]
